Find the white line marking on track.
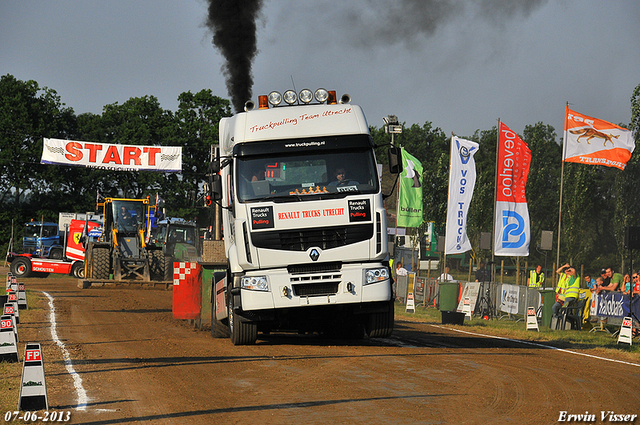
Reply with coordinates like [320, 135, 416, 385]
[43, 291, 88, 410]
[430, 324, 640, 368]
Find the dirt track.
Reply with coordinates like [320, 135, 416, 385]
[12, 273, 640, 424]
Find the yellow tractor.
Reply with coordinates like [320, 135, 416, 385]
[85, 197, 165, 282]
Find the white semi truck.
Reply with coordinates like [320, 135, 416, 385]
[210, 88, 399, 344]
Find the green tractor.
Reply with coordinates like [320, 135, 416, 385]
[153, 217, 201, 280]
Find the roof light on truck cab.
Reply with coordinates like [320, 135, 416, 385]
[267, 91, 282, 106]
[283, 90, 297, 105]
[299, 89, 313, 104]
[327, 90, 337, 105]
[314, 88, 329, 103]
[258, 95, 269, 109]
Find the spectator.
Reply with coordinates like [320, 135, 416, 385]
[552, 263, 580, 318]
[438, 267, 454, 282]
[395, 262, 408, 277]
[596, 267, 623, 294]
[584, 273, 597, 291]
[475, 262, 491, 283]
[621, 273, 632, 295]
[633, 272, 640, 295]
[527, 264, 545, 288]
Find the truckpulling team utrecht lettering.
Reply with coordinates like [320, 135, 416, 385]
[249, 107, 353, 133]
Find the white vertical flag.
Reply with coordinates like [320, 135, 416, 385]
[445, 137, 479, 255]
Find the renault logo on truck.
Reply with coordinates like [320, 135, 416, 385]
[309, 248, 320, 262]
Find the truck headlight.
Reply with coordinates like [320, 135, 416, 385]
[365, 268, 389, 285]
[241, 276, 270, 292]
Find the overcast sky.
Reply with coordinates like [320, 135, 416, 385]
[2, 0, 638, 139]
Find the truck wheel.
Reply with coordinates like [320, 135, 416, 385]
[211, 289, 230, 338]
[10, 258, 31, 278]
[365, 300, 395, 338]
[71, 262, 85, 279]
[228, 295, 257, 345]
[93, 248, 110, 279]
[49, 248, 63, 260]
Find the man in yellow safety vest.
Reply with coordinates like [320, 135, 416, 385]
[552, 263, 580, 317]
[527, 264, 545, 287]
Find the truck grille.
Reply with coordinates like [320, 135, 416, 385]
[251, 224, 373, 252]
[293, 283, 340, 297]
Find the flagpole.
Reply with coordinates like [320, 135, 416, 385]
[491, 119, 500, 282]
[556, 103, 569, 277]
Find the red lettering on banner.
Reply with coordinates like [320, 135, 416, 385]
[123, 147, 142, 165]
[84, 143, 103, 163]
[302, 210, 321, 218]
[103, 146, 122, 164]
[65, 142, 83, 161]
[26, 350, 41, 361]
[144, 147, 161, 166]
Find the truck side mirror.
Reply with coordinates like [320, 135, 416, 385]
[210, 160, 220, 174]
[388, 147, 403, 174]
[211, 174, 223, 201]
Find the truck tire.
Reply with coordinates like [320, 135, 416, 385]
[93, 247, 110, 279]
[49, 248, 63, 260]
[365, 300, 395, 338]
[211, 289, 230, 338]
[228, 295, 257, 345]
[10, 258, 31, 278]
[149, 250, 165, 281]
[71, 262, 85, 279]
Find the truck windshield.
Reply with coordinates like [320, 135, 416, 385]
[112, 201, 145, 232]
[236, 149, 379, 203]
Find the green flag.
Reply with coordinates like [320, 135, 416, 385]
[397, 148, 423, 227]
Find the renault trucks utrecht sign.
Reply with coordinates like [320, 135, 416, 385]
[41, 138, 182, 172]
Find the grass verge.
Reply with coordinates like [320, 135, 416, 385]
[395, 302, 640, 361]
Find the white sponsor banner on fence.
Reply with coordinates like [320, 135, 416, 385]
[499, 284, 520, 314]
[41, 138, 182, 172]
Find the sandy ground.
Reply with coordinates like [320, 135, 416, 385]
[8, 271, 640, 424]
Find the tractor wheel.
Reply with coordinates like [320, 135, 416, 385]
[93, 247, 110, 279]
[149, 250, 165, 281]
[163, 256, 174, 282]
[10, 258, 31, 278]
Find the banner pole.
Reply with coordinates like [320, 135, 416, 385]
[556, 103, 569, 276]
[491, 119, 500, 282]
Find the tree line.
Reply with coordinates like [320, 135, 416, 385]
[1, 74, 639, 274]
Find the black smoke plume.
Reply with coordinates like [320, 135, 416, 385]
[206, 0, 263, 113]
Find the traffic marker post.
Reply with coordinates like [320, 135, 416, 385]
[3, 303, 18, 341]
[462, 297, 472, 319]
[617, 316, 633, 345]
[5, 272, 12, 290]
[7, 292, 19, 324]
[19, 343, 48, 411]
[0, 315, 19, 362]
[17, 283, 27, 310]
[526, 306, 539, 331]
